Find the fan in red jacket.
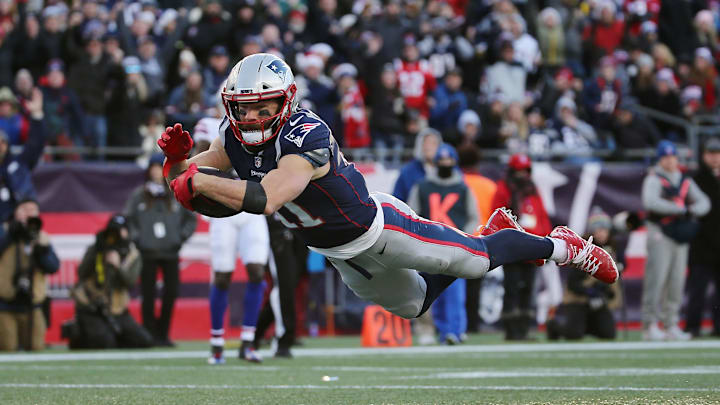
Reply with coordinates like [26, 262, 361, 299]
[491, 153, 552, 341]
[334, 64, 371, 148]
[394, 40, 437, 119]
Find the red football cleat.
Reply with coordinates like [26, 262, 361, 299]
[478, 207, 545, 266]
[548, 226, 619, 284]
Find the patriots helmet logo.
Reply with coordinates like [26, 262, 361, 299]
[266, 60, 289, 79]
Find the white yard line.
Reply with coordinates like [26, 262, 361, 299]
[394, 366, 720, 379]
[1, 340, 719, 363]
[0, 383, 718, 393]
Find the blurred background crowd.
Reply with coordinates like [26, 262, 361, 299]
[1, 0, 720, 162]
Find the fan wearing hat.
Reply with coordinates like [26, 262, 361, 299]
[40, 59, 88, 150]
[687, 47, 718, 110]
[396, 38, 437, 118]
[491, 154, 552, 340]
[407, 144, 479, 344]
[640, 140, 710, 341]
[333, 63, 370, 148]
[685, 137, 720, 337]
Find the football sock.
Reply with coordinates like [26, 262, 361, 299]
[482, 229, 554, 270]
[209, 284, 228, 344]
[241, 280, 266, 340]
[548, 237, 569, 263]
[417, 273, 457, 318]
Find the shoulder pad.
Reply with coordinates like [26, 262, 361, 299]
[300, 148, 330, 168]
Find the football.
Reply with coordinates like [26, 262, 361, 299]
[190, 166, 242, 218]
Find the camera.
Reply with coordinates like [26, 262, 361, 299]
[8, 216, 43, 243]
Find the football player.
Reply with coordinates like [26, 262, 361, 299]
[159, 53, 618, 324]
[194, 116, 268, 364]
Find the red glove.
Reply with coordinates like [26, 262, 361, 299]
[169, 163, 199, 210]
[158, 123, 193, 177]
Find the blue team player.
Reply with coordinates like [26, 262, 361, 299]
[158, 53, 618, 323]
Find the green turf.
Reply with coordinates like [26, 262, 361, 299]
[1, 333, 719, 405]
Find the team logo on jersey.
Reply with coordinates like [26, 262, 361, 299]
[284, 123, 321, 148]
[254, 155, 262, 168]
[266, 60, 289, 80]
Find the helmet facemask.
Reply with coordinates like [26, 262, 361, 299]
[222, 83, 297, 148]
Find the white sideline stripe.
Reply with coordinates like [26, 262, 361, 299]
[395, 366, 720, 379]
[2, 341, 719, 363]
[0, 383, 718, 393]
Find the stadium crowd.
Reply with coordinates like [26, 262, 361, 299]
[0, 0, 719, 161]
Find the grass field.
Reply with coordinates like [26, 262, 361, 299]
[1, 334, 720, 405]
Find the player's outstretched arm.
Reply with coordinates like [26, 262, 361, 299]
[191, 154, 320, 215]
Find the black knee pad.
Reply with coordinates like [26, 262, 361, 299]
[245, 264, 266, 283]
[213, 272, 232, 290]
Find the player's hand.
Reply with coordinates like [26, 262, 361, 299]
[169, 163, 199, 210]
[158, 123, 193, 162]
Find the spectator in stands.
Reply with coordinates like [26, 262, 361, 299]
[499, 102, 529, 152]
[658, 0, 701, 62]
[13, 69, 34, 110]
[67, 32, 113, 153]
[483, 38, 526, 105]
[231, 2, 262, 54]
[536, 7, 565, 71]
[124, 155, 197, 346]
[408, 144, 477, 344]
[641, 141, 710, 341]
[396, 39, 437, 119]
[537, 67, 577, 119]
[694, 10, 719, 53]
[295, 53, 337, 131]
[612, 100, 663, 149]
[106, 56, 147, 156]
[0, 88, 44, 221]
[165, 69, 210, 130]
[14, 13, 46, 82]
[0, 200, 59, 351]
[184, 0, 231, 64]
[510, 14, 540, 74]
[430, 68, 468, 134]
[68, 214, 153, 349]
[546, 208, 621, 341]
[492, 153, 551, 340]
[203, 45, 230, 98]
[554, 96, 599, 157]
[135, 36, 166, 107]
[582, 0, 625, 70]
[369, 65, 405, 164]
[333, 63, 370, 148]
[643, 68, 683, 139]
[630, 53, 655, 105]
[681, 85, 704, 120]
[583, 56, 624, 132]
[0, 3, 17, 88]
[392, 127, 441, 202]
[686, 47, 719, 111]
[686, 137, 720, 338]
[451, 109, 482, 149]
[478, 94, 506, 149]
[0, 87, 28, 146]
[41, 59, 87, 151]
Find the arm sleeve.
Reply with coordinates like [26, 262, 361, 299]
[464, 189, 480, 233]
[688, 179, 711, 217]
[642, 175, 686, 215]
[19, 117, 47, 170]
[117, 244, 141, 287]
[34, 245, 60, 274]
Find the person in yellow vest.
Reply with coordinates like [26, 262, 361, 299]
[67, 215, 153, 349]
[0, 200, 59, 351]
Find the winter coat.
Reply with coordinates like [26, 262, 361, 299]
[690, 165, 720, 266]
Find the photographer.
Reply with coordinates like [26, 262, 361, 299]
[546, 209, 621, 341]
[67, 215, 153, 349]
[0, 200, 59, 351]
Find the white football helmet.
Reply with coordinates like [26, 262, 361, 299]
[221, 53, 298, 147]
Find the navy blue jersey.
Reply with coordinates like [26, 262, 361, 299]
[221, 108, 377, 248]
